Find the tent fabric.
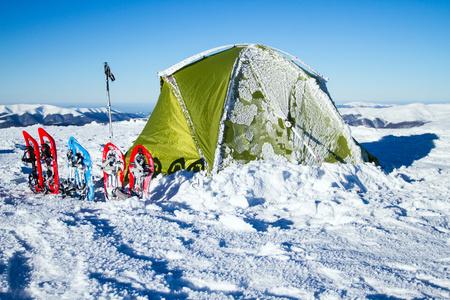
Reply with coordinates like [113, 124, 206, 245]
[126, 44, 377, 176]
[128, 78, 201, 174]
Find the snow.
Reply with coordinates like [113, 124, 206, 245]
[1, 103, 450, 299]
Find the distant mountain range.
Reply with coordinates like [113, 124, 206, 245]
[340, 114, 426, 129]
[337, 102, 428, 129]
[0, 103, 432, 129]
[0, 104, 147, 128]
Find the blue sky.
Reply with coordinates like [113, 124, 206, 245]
[1, 0, 449, 112]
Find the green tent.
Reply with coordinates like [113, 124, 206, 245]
[127, 44, 377, 175]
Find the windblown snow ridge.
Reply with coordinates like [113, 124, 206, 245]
[0, 104, 145, 128]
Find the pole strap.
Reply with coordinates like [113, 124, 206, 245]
[104, 63, 115, 82]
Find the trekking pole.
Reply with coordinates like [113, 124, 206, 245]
[104, 62, 115, 143]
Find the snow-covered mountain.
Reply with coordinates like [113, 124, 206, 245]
[0, 102, 442, 130]
[0, 104, 146, 128]
[1, 102, 450, 299]
[337, 102, 448, 128]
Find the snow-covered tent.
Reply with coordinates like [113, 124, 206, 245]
[126, 44, 377, 175]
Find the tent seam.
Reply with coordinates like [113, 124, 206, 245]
[212, 50, 244, 173]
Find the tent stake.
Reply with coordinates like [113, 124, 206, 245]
[104, 62, 115, 143]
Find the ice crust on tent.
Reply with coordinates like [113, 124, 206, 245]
[158, 44, 247, 78]
[229, 101, 258, 126]
[215, 45, 364, 171]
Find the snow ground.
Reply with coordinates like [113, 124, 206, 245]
[0, 104, 449, 299]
